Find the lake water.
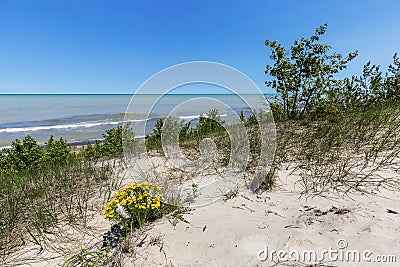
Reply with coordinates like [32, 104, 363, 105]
[0, 94, 274, 148]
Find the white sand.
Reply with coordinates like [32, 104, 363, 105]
[6, 163, 400, 266]
[124, 168, 400, 267]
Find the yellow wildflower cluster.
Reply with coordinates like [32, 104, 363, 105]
[103, 182, 165, 227]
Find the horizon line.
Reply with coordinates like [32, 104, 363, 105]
[0, 92, 277, 95]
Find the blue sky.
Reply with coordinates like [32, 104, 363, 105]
[0, 0, 399, 94]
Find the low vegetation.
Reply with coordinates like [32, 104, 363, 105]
[266, 24, 400, 195]
[275, 102, 400, 195]
[0, 128, 126, 264]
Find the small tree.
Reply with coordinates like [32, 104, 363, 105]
[265, 24, 358, 119]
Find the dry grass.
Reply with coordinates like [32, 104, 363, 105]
[0, 157, 125, 266]
[275, 102, 400, 196]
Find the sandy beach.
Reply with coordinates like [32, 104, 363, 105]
[125, 167, 400, 267]
[6, 157, 399, 267]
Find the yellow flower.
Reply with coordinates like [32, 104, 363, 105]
[104, 182, 165, 223]
[150, 202, 160, 209]
[128, 184, 139, 190]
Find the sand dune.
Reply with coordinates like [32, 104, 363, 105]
[7, 162, 400, 267]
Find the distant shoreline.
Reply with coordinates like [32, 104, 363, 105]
[67, 139, 104, 147]
[0, 139, 105, 150]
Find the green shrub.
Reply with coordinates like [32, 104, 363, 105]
[1, 135, 42, 173]
[145, 118, 192, 152]
[195, 109, 225, 137]
[42, 135, 70, 163]
[102, 126, 123, 157]
[82, 141, 101, 160]
[145, 118, 164, 152]
[82, 124, 136, 159]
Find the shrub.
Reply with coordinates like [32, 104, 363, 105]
[102, 126, 123, 157]
[145, 118, 164, 152]
[82, 141, 101, 160]
[145, 118, 192, 152]
[195, 109, 225, 137]
[1, 135, 43, 173]
[245, 111, 260, 127]
[0, 135, 71, 173]
[42, 135, 70, 163]
[82, 124, 136, 159]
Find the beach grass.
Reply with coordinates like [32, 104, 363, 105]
[0, 130, 125, 262]
[0, 156, 122, 260]
[275, 100, 400, 195]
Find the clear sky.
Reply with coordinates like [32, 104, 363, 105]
[0, 0, 399, 94]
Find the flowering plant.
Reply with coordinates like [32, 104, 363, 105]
[104, 182, 165, 230]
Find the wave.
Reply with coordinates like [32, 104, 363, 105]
[178, 113, 228, 120]
[178, 115, 202, 120]
[0, 118, 150, 133]
[0, 112, 230, 134]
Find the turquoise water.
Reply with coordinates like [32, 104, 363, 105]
[0, 94, 273, 147]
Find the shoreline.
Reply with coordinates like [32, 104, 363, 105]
[0, 138, 104, 150]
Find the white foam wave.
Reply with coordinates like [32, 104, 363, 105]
[178, 115, 201, 120]
[0, 118, 150, 133]
[178, 113, 228, 120]
[0, 112, 230, 134]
